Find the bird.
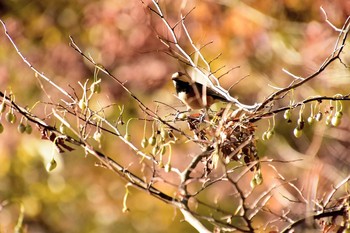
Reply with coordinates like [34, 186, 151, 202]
[171, 72, 229, 110]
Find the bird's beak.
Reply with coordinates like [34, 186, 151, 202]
[172, 72, 190, 82]
[171, 72, 181, 80]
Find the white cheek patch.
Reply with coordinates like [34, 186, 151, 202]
[177, 92, 187, 102]
[177, 91, 203, 109]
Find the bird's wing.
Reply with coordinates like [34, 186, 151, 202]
[195, 82, 228, 102]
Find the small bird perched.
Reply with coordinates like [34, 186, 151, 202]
[172, 72, 229, 110]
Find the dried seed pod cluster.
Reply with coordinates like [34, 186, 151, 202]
[186, 109, 260, 176]
[283, 97, 345, 138]
[139, 119, 175, 171]
[217, 113, 259, 172]
[0, 94, 33, 135]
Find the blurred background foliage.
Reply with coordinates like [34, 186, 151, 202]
[0, 0, 349, 232]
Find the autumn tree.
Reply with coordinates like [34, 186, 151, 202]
[0, 1, 349, 232]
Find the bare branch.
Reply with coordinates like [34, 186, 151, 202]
[256, 16, 350, 111]
[0, 20, 75, 102]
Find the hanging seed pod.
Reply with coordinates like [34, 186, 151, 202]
[160, 146, 166, 155]
[141, 137, 148, 148]
[152, 145, 159, 155]
[164, 163, 171, 173]
[331, 111, 343, 127]
[263, 117, 275, 141]
[17, 123, 26, 134]
[331, 99, 343, 127]
[293, 127, 302, 138]
[160, 128, 169, 140]
[325, 115, 332, 126]
[93, 131, 103, 142]
[5, 112, 16, 124]
[250, 172, 263, 188]
[307, 116, 314, 125]
[297, 117, 305, 130]
[91, 82, 101, 94]
[315, 111, 323, 121]
[266, 130, 274, 140]
[92, 66, 102, 94]
[254, 172, 263, 185]
[250, 177, 258, 188]
[335, 111, 343, 118]
[283, 109, 291, 121]
[0, 102, 6, 113]
[25, 124, 32, 134]
[78, 98, 86, 111]
[124, 118, 133, 142]
[148, 135, 156, 146]
[331, 115, 341, 127]
[307, 104, 315, 125]
[141, 119, 148, 148]
[46, 158, 57, 172]
[0, 123, 4, 134]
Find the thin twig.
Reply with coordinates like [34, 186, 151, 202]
[0, 20, 75, 102]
